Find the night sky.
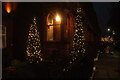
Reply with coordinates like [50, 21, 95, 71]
[92, 2, 112, 36]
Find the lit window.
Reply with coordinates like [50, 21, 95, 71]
[47, 13, 61, 41]
[2, 25, 6, 48]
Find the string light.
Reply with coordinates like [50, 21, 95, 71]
[26, 17, 43, 63]
[62, 8, 86, 72]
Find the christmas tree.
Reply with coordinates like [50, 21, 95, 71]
[26, 17, 43, 63]
[71, 8, 86, 56]
[63, 8, 86, 72]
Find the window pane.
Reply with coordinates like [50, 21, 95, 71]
[53, 25, 61, 41]
[2, 26, 6, 48]
[47, 26, 53, 41]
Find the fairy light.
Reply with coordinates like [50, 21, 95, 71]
[62, 8, 86, 72]
[26, 17, 43, 63]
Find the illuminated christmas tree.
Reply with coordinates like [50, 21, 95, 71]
[26, 17, 43, 63]
[63, 8, 86, 72]
[71, 8, 86, 57]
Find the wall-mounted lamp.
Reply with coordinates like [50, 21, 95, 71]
[4, 2, 17, 14]
[5, 2, 11, 13]
[56, 14, 61, 22]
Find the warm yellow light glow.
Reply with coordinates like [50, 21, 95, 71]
[6, 7, 11, 13]
[5, 3, 11, 13]
[56, 15, 60, 22]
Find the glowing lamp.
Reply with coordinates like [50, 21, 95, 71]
[5, 3, 11, 13]
[107, 28, 110, 32]
[56, 15, 60, 22]
[6, 7, 11, 13]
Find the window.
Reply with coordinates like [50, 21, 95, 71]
[2, 25, 6, 48]
[47, 13, 61, 41]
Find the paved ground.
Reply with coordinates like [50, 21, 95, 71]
[93, 49, 120, 80]
[4, 47, 120, 80]
[3, 54, 93, 79]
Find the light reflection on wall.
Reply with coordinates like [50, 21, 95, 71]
[4, 2, 17, 13]
[5, 2, 11, 13]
